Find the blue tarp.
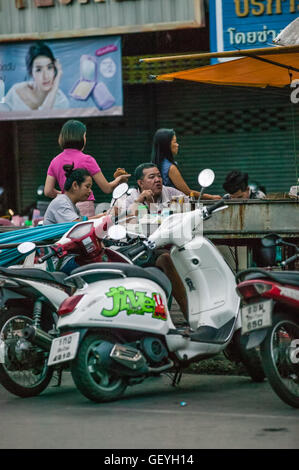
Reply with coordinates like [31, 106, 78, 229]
[0, 222, 76, 266]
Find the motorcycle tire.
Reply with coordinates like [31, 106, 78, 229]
[226, 330, 265, 383]
[71, 333, 127, 403]
[260, 313, 299, 408]
[0, 307, 53, 398]
[238, 346, 265, 383]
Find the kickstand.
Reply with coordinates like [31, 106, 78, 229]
[171, 369, 183, 387]
[52, 368, 63, 387]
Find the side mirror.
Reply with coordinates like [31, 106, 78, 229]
[108, 225, 127, 241]
[198, 169, 215, 189]
[197, 169, 215, 202]
[37, 185, 44, 197]
[17, 241, 36, 255]
[112, 183, 129, 200]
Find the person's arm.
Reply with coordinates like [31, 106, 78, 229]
[127, 189, 155, 216]
[168, 164, 221, 200]
[92, 171, 131, 194]
[44, 174, 62, 198]
[39, 60, 63, 110]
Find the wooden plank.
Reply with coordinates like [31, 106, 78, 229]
[140, 45, 299, 63]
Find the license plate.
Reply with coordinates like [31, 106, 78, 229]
[241, 299, 273, 335]
[48, 332, 79, 366]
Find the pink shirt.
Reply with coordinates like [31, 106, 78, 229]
[47, 149, 101, 201]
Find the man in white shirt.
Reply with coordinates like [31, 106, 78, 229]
[125, 163, 188, 216]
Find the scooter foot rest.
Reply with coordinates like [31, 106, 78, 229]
[168, 327, 193, 338]
[190, 317, 235, 344]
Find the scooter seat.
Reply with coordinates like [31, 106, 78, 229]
[0, 266, 69, 287]
[239, 269, 299, 288]
[69, 262, 172, 299]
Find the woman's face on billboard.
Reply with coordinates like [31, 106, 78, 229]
[31, 56, 56, 92]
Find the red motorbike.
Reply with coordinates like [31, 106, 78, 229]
[236, 234, 299, 408]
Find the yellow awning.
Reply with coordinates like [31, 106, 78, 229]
[150, 46, 299, 88]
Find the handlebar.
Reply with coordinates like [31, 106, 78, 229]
[37, 244, 69, 263]
[124, 242, 147, 259]
[38, 249, 55, 263]
[281, 253, 299, 268]
[205, 199, 225, 216]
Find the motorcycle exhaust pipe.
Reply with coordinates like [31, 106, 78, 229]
[22, 325, 53, 351]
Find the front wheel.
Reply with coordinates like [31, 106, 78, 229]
[260, 313, 299, 408]
[71, 333, 127, 403]
[0, 308, 53, 397]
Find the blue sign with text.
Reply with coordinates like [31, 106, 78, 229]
[209, 0, 298, 62]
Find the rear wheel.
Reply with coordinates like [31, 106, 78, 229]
[238, 346, 265, 383]
[261, 313, 299, 408]
[225, 330, 265, 382]
[0, 307, 53, 397]
[71, 333, 127, 403]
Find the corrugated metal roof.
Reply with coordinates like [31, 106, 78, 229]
[0, 0, 204, 40]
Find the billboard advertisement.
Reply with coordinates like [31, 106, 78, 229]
[209, 0, 298, 62]
[0, 36, 123, 120]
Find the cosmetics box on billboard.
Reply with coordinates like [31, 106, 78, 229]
[93, 82, 116, 110]
[70, 55, 97, 101]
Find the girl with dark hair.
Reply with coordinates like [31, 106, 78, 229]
[151, 128, 220, 200]
[4, 41, 69, 111]
[44, 119, 130, 216]
[43, 165, 106, 225]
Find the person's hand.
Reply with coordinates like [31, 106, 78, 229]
[203, 194, 222, 200]
[39, 59, 62, 110]
[119, 173, 131, 183]
[53, 59, 63, 88]
[115, 173, 131, 185]
[137, 190, 154, 204]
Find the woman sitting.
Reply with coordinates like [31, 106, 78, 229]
[151, 128, 220, 200]
[43, 164, 105, 225]
[43, 165, 109, 274]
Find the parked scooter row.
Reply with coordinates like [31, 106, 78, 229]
[0, 187, 139, 398]
[0, 170, 264, 402]
[236, 235, 299, 408]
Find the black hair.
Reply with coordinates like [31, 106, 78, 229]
[58, 120, 87, 150]
[63, 164, 91, 191]
[26, 42, 56, 76]
[151, 128, 176, 168]
[223, 170, 249, 194]
[134, 162, 159, 182]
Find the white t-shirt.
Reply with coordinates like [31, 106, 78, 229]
[43, 194, 81, 225]
[124, 185, 187, 214]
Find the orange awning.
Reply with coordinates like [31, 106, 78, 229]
[155, 51, 299, 88]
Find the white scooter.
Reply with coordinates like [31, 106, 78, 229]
[0, 184, 134, 398]
[45, 170, 264, 403]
